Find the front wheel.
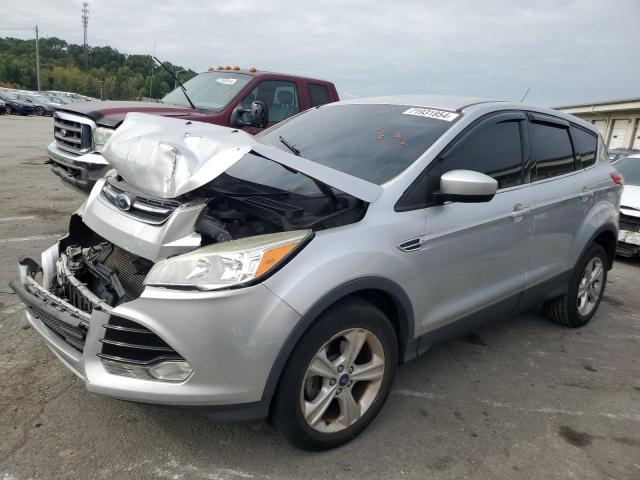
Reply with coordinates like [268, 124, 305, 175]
[5, 105, 13, 115]
[271, 298, 398, 450]
[35, 106, 45, 116]
[544, 243, 608, 327]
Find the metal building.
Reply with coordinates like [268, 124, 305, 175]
[555, 98, 640, 151]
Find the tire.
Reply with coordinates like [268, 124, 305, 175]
[35, 106, 45, 116]
[544, 243, 608, 328]
[271, 297, 398, 450]
[5, 105, 13, 115]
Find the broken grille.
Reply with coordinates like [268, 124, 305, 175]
[27, 304, 87, 351]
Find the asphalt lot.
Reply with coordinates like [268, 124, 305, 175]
[0, 114, 639, 480]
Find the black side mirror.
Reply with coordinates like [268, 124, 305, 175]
[232, 100, 269, 128]
[248, 101, 268, 128]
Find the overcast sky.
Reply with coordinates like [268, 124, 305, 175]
[3, 0, 639, 106]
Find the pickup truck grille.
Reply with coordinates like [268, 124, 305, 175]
[101, 180, 181, 225]
[53, 112, 93, 154]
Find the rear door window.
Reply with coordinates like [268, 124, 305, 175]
[571, 126, 598, 169]
[308, 84, 332, 107]
[529, 121, 576, 180]
[441, 119, 524, 189]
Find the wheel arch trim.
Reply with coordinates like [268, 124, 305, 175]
[584, 222, 618, 269]
[261, 277, 415, 401]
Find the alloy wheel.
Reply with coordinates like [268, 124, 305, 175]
[300, 327, 385, 433]
[577, 256, 604, 316]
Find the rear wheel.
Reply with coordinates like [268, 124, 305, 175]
[271, 298, 398, 450]
[544, 243, 608, 327]
[35, 106, 45, 116]
[5, 105, 13, 115]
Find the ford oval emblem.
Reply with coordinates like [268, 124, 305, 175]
[59, 128, 67, 136]
[114, 193, 132, 211]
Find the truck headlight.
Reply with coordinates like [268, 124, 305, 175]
[93, 127, 115, 151]
[144, 230, 312, 290]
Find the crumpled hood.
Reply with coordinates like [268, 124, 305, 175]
[101, 113, 382, 202]
[621, 184, 640, 216]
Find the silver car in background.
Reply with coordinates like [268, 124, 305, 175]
[11, 96, 622, 450]
[613, 154, 640, 256]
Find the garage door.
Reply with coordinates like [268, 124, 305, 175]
[609, 119, 629, 149]
[593, 120, 607, 137]
[633, 121, 640, 150]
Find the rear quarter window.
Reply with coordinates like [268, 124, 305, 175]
[571, 126, 598, 168]
[308, 84, 332, 107]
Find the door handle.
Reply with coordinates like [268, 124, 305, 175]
[579, 189, 594, 200]
[509, 204, 531, 219]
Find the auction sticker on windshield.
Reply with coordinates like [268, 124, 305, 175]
[403, 107, 459, 122]
[216, 78, 238, 85]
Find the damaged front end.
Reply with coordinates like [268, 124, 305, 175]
[11, 215, 189, 383]
[11, 113, 380, 404]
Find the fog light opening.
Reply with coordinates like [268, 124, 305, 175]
[148, 360, 193, 382]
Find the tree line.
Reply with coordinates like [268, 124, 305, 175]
[0, 36, 197, 100]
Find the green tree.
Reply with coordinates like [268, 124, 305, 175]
[0, 36, 197, 99]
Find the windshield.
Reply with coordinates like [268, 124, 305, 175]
[258, 104, 457, 184]
[161, 71, 253, 110]
[616, 157, 640, 185]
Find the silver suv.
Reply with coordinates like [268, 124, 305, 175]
[11, 96, 622, 450]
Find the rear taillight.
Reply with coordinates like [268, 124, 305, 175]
[611, 171, 624, 186]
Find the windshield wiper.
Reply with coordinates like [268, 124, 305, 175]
[273, 140, 345, 209]
[279, 136, 302, 157]
[153, 56, 197, 110]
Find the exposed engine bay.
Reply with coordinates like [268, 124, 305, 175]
[103, 157, 367, 247]
[49, 216, 153, 310]
[193, 180, 366, 245]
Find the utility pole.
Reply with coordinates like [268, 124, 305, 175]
[149, 42, 156, 97]
[35, 25, 41, 92]
[96, 79, 104, 100]
[82, 2, 89, 69]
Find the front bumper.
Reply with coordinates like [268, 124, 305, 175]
[11, 251, 302, 419]
[617, 230, 640, 257]
[47, 142, 110, 194]
[617, 211, 640, 257]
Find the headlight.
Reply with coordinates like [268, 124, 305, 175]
[93, 127, 115, 151]
[144, 230, 312, 290]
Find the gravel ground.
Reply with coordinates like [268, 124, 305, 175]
[1, 115, 639, 480]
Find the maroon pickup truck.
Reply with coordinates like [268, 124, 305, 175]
[48, 67, 339, 193]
